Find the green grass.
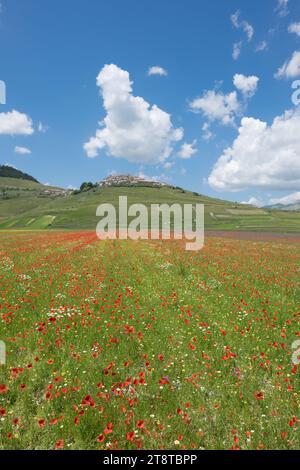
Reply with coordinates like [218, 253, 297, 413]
[0, 177, 58, 190]
[0, 177, 300, 232]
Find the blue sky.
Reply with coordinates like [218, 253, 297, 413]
[0, 0, 300, 205]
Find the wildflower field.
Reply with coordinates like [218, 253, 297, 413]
[0, 231, 299, 450]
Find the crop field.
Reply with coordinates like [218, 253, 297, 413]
[0, 231, 299, 450]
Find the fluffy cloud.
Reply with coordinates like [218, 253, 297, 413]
[190, 89, 241, 126]
[231, 11, 254, 42]
[233, 74, 259, 98]
[37, 122, 48, 133]
[0, 80, 5, 105]
[14, 146, 31, 155]
[232, 42, 242, 60]
[178, 140, 197, 159]
[208, 109, 300, 191]
[256, 41, 268, 52]
[138, 171, 170, 184]
[288, 22, 300, 37]
[163, 161, 174, 170]
[241, 196, 263, 207]
[84, 64, 182, 163]
[275, 0, 289, 17]
[275, 51, 300, 79]
[148, 66, 168, 77]
[230, 11, 253, 61]
[202, 122, 214, 141]
[0, 110, 34, 135]
[269, 192, 300, 205]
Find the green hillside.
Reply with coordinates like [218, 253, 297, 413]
[0, 164, 39, 183]
[0, 174, 300, 232]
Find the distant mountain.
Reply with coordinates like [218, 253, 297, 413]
[0, 165, 39, 183]
[265, 202, 300, 211]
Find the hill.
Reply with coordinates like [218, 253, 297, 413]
[0, 171, 299, 232]
[98, 174, 168, 188]
[265, 202, 300, 211]
[0, 165, 39, 183]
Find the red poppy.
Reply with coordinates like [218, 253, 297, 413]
[104, 422, 113, 434]
[254, 391, 264, 400]
[137, 420, 145, 429]
[97, 434, 105, 443]
[82, 395, 95, 407]
[126, 431, 135, 441]
[38, 419, 46, 428]
[0, 384, 8, 394]
[288, 416, 298, 427]
[55, 439, 64, 450]
[135, 439, 142, 449]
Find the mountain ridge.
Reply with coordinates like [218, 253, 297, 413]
[264, 202, 300, 211]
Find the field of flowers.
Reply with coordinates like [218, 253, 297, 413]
[0, 231, 299, 450]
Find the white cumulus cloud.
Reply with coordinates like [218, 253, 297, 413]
[269, 192, 300, 205]
[233, 74, 259, 98]
[275, 0, 289, 17]
[232, 42, 242, 60]
[202, 122, 214, 141]
[288, 22, 300, 37]
[231, 11, 254, 42]
[275, 51, 300, 79]
[163, 161, 174, 170]
[83, 64, 182, 164]
[0, 110, 34, 135]
[208, 108, 300, 191]
[241, 196, 263, 207]
[256, 41, 268, 52]
[37, 122, 49, 133]
[190, 89, 241, 126]
[178, 140, 197, 159]
[148, 66, 168, 77]
[14, 146, 31, 155]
